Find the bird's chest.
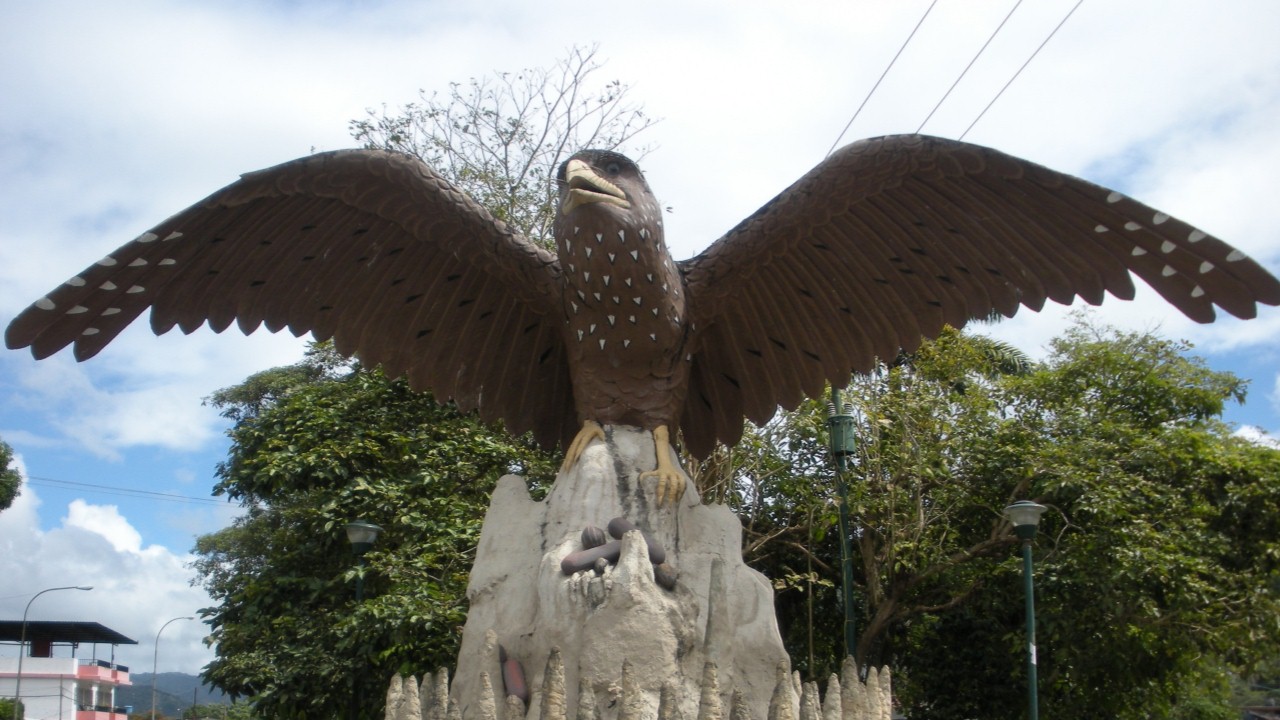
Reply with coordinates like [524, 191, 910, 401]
[557, 224, 687, 371]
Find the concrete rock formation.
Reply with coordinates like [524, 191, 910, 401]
[450, 425, 790, 720]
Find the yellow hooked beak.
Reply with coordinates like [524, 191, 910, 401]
[562, 159, 631, 214]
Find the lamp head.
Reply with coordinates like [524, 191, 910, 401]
[1003, 500, 1047, 541]
[344, 521, 383, 556]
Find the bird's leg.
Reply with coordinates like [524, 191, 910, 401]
[639, 425, 686, 505]
[561, 420, 606, 475]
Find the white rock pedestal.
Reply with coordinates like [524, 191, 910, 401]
[449, 425, 791, 720]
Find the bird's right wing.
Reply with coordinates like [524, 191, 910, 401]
[676, 135, 1280, 457]
[6, 149, 576, 448]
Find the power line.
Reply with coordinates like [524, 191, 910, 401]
[960, 0, 1084, 140]
[826, 0, 939, 157]
[917, 0, 1026, 134]
[23, 474, 228, 506]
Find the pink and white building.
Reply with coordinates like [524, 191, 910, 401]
[0, 621, 136, 720]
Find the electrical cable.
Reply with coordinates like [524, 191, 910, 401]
[23, 474, 226, 506]
[826, 0, 939, 157]
[960, 0, 1085, 140]
[917, 0, 1025, 134]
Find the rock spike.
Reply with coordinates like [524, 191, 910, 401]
[697, 662, 722, 720]
[658, 681, 681, 720]
[791, 672, 802, 707]
[577, 676, 600, 720]
[477, 672, 499, 720]
[768, 661, 795, 720]
[504, 695, 527, 720]
[839, 659, 863, 720]
[447, 698, 462, 720]
[821, 674, 841, 720]
[875, 668, 892, 720]
[619, 659, 646, 720]
[862, 668, 881, 720]
[541, 647, 567, 720]
[386, 674, 404, 720]
[429, 668, 450, 720]
[799, 682, 821, 720]
[398, 674, 422, 720]
[729, 690, 751, 720]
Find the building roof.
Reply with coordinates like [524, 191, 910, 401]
[0, 621, 137, 645]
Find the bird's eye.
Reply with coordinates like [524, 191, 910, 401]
[605, 162, 621, 175]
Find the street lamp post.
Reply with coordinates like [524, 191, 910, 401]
[343, 521, 382, 720]
[344, 521, 383, 603]
[151, 616, 195, 720]
[13, 585, 93, 720]
[825, 388, 858, 660]
[1004, 500, 1048, 720]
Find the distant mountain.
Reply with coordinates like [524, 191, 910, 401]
[117, 672, 228, 715]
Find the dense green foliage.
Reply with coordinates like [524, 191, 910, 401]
[193, 348, 557, 719]
[0, 438, 19, 511]
[703, 320, 1280, 718]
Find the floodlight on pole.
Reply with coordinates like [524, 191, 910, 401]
[13, 586, 93, 720]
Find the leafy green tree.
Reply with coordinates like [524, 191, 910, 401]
[193, 353, 558, 719]
[0, 438, 19, 511]
[714, 319, 1280, 718]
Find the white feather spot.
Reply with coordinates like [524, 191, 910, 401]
[68, 305, 88, 314]
[595, 233, 604, 244]
[646, 273, 654, 282]
[1153, 212, 1170, 225]
[607, 315, 616, 326]
[589, 324, 596, 334]
[612, 296, 621, 304]
[639, 228, 649, 240]
[608, 253, 616, 263]
[1106, 191, 1124, 204]
[159, 258, 176, 266]
[1124, 221, 1142, 232]
[629, 315, 637, 324]
[129, 258, 148, 267]
[162, 231, 183, 242]
[651, 308, 659, 316]
[1160, 241, 1176, 254]
[603, 276, 611, 286]
[569, 263, 575, 273]
[624, 278, 633, 287]
[100, 281, 117, 290]
[650, 333, 657, 341]
[1226, 250, 1245, 262]
[599, 339, 607, 350]
[35, 297, 56, 310]
[1131, 247, 1147, 256]
[102, 308, 120, 316]
[571, 301, 579, 313]
[578, 290, 586, 301]
[82, 327, 99, 336]
[1199, 261, 1215, 274]
[1191, 285, 1205, 298]
[593, 292, 602, 301]
[127, 285, 145, 294]
[585, 248, 593, 259]
[1094, 225, 1109, 233]
[137, 232, 159, 243]
[577, 330, 584, 341]
[1161, 265, 1176, 277]
[623, 339, 631, 348]
[1188, 230, 1206, 243]
[633, 297, 643, 305]
[618, 230, 626, 243]
[97, 256, 118, 267]
[630, 250, 639, 261]
[574, 226, 580, 235]
[584, 272, 591, 282]
[68, 277, 86, 287]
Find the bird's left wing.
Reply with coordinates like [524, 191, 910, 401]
[677, 135, 1280, 457]
[6, 149, 575, 448]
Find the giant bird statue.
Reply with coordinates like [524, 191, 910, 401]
[8, 135, 1280, 504]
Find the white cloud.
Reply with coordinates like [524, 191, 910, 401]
[0, 477, 215, 675]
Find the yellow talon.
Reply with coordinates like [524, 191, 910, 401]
[561, 420, 606, 475]
[639, 425, 686, 505]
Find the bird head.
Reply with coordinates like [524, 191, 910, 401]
[555, 151, 659, 223]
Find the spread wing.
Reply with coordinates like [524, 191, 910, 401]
[6, 149, 575, 448]
[677, 134, 1280, 457]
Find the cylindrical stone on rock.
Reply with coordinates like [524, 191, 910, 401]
[606, 517, 666, 564]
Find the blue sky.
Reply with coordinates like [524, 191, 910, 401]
[2, 0, 1278, 677]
